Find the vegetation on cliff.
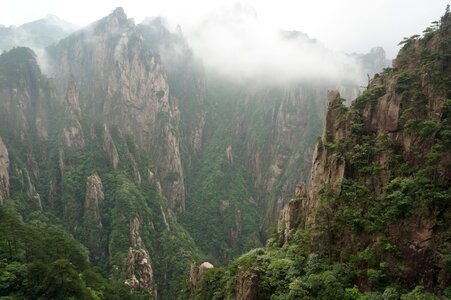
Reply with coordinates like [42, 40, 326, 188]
[188, 7, 451, 299]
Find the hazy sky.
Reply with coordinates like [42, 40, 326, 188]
[1, 0, 448, 58]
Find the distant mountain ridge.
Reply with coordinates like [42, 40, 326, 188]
[0, 15, 78, 52]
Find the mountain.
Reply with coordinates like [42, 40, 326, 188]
[188, 8, 451, 299]
[351, 46, 392, 81]
[0, 9, 202, 298]
[0, 15, 77, 52]
[0, 6, 408, 300]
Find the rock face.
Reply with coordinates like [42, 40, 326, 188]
[306, 91, 348, 224]
[248, 85, 329, 236]
[62, 81, 85, 148]
[0, 136, 9, 205]
[84, 174, 104, 224]
[277, 183, 307, 244]
[82, 174, 104, 254]
[274, 18, 451, 289]
[0, 47, 55, 141]
[124, 214, 156, 297]
[48, 7, 185, 214]
[188, 262, 214, 292]
[236, 267, 260, 300]
[125, 247, 155, 296]
[102, 124, 119, 169]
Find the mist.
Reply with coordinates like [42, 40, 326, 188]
[162, 3, 364, 85]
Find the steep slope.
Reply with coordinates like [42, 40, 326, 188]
[189, 8, 450, 299]
[48, 8, 185, 214]
[180, 71, 363, 263]
[0, 46, 201, 300]
[0, 7, 398, 299]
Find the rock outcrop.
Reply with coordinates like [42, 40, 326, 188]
[274, 17, 451, 289]
[125, 247, 155, 296]
[306, 91, 348, 224]
[0, 47, 55, 141]
[49, 7, 185, 214]
[62, 81, 85, 148]
[277, 183, 307, 244]
[84, 174, 104, 226]
[0, 136, 9, 206]
[102, 124, 119, 169]
[123, 214, 156, 297]
[82, 174, 104, 254]
[235, 267, 260, 300]
[188, 262, 214, 291]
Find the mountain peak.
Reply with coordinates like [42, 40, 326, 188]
[111, 7, 127, 20]
[91, 7, 133, 34]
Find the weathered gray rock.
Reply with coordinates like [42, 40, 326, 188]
[0, 48, 54, 141]
[50, 7, 185, 214]
[62, 82, 85, 148]
[84, 173, 104, 227]
[188, 261, 214, 291]
[82, 173, 105, 253]
[0, 136, 9, 205]
[102, 124, 119, 169]
[125, 247, 155, 296]
[236, 267, 260, 300]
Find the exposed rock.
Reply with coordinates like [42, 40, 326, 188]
[147, 169, 155, 184]
[278, 198, 303, 244]
[130, 215, 143, 247]
[0, 48, 54, 141]
[160, 205, 170, 231]
[47, 179, 56, 207]
[122, 139, 141, 186]
[226, 145, 233, 165]
[102, 124, 119, 169]
[372, 90, 401, 132]
[277, 182, 308, 244]
[23, 168, 37, 198]
[49, 8, 185, 214]
[199, 261, 214, 275]
[236, 267, 260, 300]
[84, 174, 104, 227]
[125, 247, 155, 296]
[82, 174, 104, 254]
[125, 211, 156, 296]
[62, 81, 85, 148]
[188, 261, 214, 290]
[33, 193, 43, 211]
[295, 182, 307, 198]
[193, 111, 207, 150]
[58, 149, 65, 175]
[0, 136, 9, 205]
[63, 125, 85, 148]
[306, 91, 347, 225]
[26, 152, 39, 179]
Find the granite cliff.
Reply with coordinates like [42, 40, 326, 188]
[188, 8, 450, 299]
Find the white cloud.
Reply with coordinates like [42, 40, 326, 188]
[176, 3, 362, 84]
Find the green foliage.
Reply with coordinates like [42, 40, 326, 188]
[400, 286, 439, 300]
[190, 7, 451, 299]
[164, 171, 181, 182]
[0, 206, 108, 299]
[180, 84, 263, 263]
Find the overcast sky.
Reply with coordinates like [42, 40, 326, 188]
[0, 0, 447, 58]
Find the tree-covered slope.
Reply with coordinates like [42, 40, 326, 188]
[188, 8, 451, 300]
[0, 45, 203, 299]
